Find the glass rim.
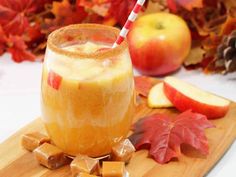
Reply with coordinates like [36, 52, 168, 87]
[47, 24, 128, 59]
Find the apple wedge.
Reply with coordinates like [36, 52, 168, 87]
[148, 83, 174, 108]
[163, 77, 230, 119]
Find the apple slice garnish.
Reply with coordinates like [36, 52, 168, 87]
[47, 70, 62, 90]
[163, 77, 230, 119]
[148, 83, 173, 108]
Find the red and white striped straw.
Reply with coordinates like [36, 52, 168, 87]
[112, 0, 146, 48]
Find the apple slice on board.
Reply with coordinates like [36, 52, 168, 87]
[163, 77, 230, 119]
[148, 83, 173, 108]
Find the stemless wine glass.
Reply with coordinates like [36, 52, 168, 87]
[41, 24, 135, 157]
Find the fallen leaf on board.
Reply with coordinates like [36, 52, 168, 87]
[129, 110, 214, 164]
[134, 76, 156, 97]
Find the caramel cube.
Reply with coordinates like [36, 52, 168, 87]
[33, 143, 70, 169]
[21, 132, 50, 151]
[78, 172, 99, 177]
[70, 154, 100, 176]
[111, 139, 135, 163]
[102, 161, 126, 177]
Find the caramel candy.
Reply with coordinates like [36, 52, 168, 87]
[102, 161, 126, 177]
[21, 132, 50, 151]
[70, 154, 100, 176]
[33, 143, 70, 169]
[111, 139, 135, 163]
[78, 172, 99, 177]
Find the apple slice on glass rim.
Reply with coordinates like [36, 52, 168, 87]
[163, 77, 230, 119]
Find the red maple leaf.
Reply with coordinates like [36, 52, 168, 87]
[51, 0, 87, 25]
[7, 35, 35, 62]
[109, 0, 136, 26]
[36, 0, 53, 12]
[167, 0, 203, 12]
[129, 110, 214, 164]
[0, 0, 37, 35]
[25, 22, 45, 49]
[0, 26, 7, 55]
[134, 76, 156, 97]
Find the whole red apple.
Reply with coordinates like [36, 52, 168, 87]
[127, 13, 191, 76]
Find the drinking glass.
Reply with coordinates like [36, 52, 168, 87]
[41, 24, 135, 157]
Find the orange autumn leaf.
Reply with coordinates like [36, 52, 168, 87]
[178, 0, 203, 10]
[0, 0, 234, 71]
[102, 17, 116, 26]
[52, 0, 87, 24]
[179, 1, 236, 73]
[184, 42, 205, 66]
[221, 16, 236, 35]
[79, 0, 110, 8]
[134, 76, 157, 97]
[78, 0, 116, 25]
[167, 0, 203, 11]
[200, 13, 236, 73]
[79, 0, 110, 17]
[45, 0, 87, 31]
[202, 15, 236, 51]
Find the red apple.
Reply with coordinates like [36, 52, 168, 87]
[163, 77, 230, 119]
[127, 13, 191, 76]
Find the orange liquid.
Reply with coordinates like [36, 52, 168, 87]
[41, 42, 135, 157]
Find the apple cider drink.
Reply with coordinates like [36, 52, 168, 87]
[41, 24, 135, 157]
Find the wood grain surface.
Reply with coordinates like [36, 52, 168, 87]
[0, 97, 236, 177]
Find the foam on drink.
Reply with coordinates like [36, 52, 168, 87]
[45, 41, 132, 82]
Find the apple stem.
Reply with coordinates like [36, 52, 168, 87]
[156, 22, 164, 30]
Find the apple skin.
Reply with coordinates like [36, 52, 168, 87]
[163, 82, 230, 119]
[127, 13, 191, 76]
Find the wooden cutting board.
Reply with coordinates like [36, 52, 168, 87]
[0, 97, 236, 177]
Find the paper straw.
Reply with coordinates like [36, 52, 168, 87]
[112, 0, 146, 48]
